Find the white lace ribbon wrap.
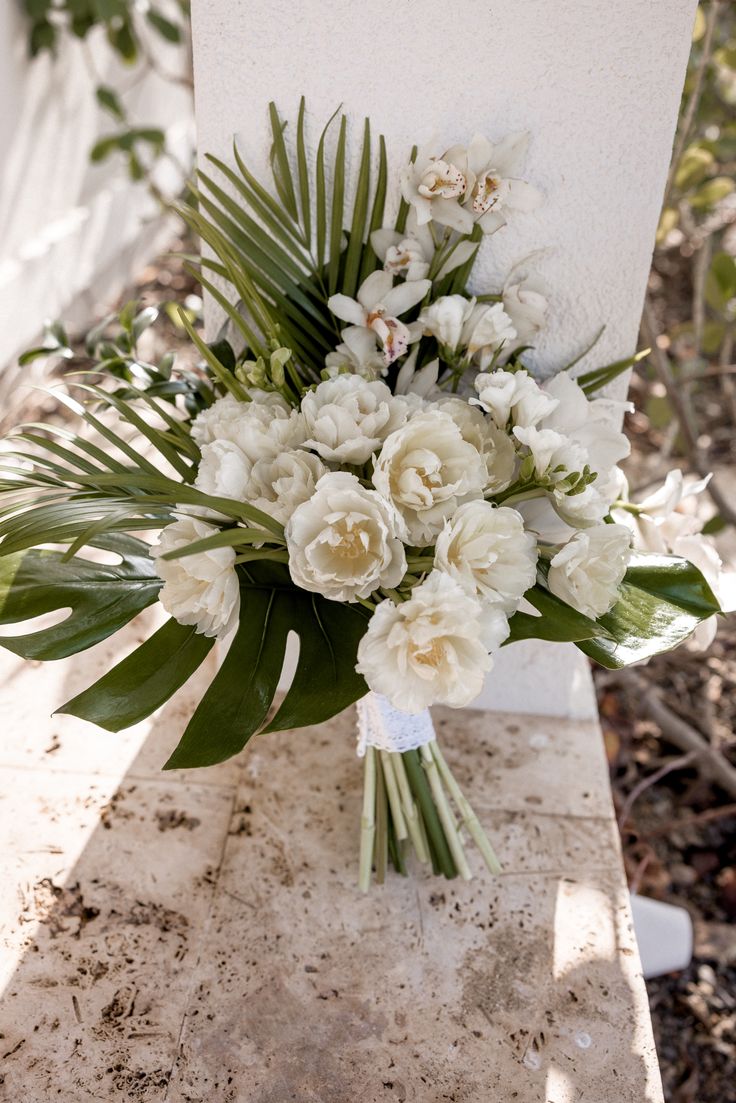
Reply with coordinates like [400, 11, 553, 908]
[356, 692, 436, 757]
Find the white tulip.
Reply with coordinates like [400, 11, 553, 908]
[301, 374, 411, 464]
[372, 409, 487, 545]
[245, 450, 329, 527]
[548, 524, 631, 620]
[435, 501, 538, 613]
[435, 397, 516, 492]
[285, 472, 406, 603]
[328, 270, 430, 366]
[154, 517, 240, 639]
[356, 572, 503, 712]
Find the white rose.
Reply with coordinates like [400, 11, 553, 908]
[245, 450, 329, 527]
[153, 517, 240, 639]
[419, 295, 473, 351]
[372, 409, 487, 546]
[435, 501, 538, 613]
[472, 369, 558, 428]
[548, 524, 631, 620]
[436, 397, 517, 492]
[356, 572, 502, 712]
[301, 374, 410, 464]
[285, 472, 406, 602]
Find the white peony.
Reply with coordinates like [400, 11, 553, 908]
[195, 439, 253, 505]
[356, 572, 505, 712]
[153, 517, 240, 639]
[301, 374, 411, 464]
[372, 409, 487, 545]
[191, 392, 304, 463]
[473, 369, 558, 428]
[548, 524, 632, 620]
[434, 501, 538, 613]
[245, 450, 329, 527]
[285, 472, 406, 602]
[328, 270, 430, 366]
[435, 397, 516, 492]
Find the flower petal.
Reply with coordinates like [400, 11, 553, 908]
[327, 294, 366, 327]
[478, 208, 507, 235]
[490, 131, 530, 176]
[430, 197, 475, 234]
[358, 270, 393, 309]
[438, 239, 478, 278]
[506, 178, 543, 212]
[370, 227, 401, 262]
[382, 278, 432, 317]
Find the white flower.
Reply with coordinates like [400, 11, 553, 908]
[356, 572, 504, 712]
[540, 372, 630, 473]
[191, 392, 304, 463]
[450, 131, 542, 234]
[325, 326, 387, 380]
[372, 409, 487, 545]
[435, 397, 516, 492]
[473, 369, 558, 428]
[245, 450, 329, 527]
[435, 501, 537, 613]
[512, 425, 587, 480]
[395, 348, 440, 399]
[419, 295, 474, 351]
[462, 302, 517, 369]
[548, 524, 631, 620]
[301, 374, 411, 464]
[328, 270, 431, 366]
[501, 254, 549, 358]
[400, 152, 472, 234]
[153, 517, 240, 639]
[371, 211, 477, 282]
[285, 472, 406, 603]
[611, 470, 711, 554]
[195, 439, 253, 511]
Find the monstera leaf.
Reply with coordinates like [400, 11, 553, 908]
[578, 553, 721, 668]
[0, 534, 161, 660]
[163, 563, 370, 769]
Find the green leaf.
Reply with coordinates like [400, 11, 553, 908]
[146, 8, 182, 42]
[164, 564, 369, 768]
[328, 115, 347, 295]
[96, 84, 125, 121]
[268, 102, 298, 220]
[296, 95, 311, 247]
[59, 618, 213, 731]
[577, 348, 648, 396]
[577, 553, 722, 669]
[506, 585, 606, 644]
[0, 535, 160, 660]
[342, 117, 371, 298]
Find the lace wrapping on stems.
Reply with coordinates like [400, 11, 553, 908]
[356, 692, 436, 757]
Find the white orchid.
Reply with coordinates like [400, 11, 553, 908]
[371, 210, 477, 282]
[328, 270, 430, 366]
[324, 326, 387, 380]
[500, 254, 550, 360]
[400, 152, 472, 234]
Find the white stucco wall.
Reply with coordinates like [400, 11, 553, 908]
[190, 0, 695, 718]
[0, 5, 193, 388]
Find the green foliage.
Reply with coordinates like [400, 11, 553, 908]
[22, 1, 191, 191]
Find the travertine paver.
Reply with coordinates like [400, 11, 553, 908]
[0, 645, 662, 1102]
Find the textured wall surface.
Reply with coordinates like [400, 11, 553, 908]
[191, 0, 696, 376]
[0, 7, 192, 382]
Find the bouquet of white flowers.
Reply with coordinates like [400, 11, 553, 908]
[0, 101, 722, 889]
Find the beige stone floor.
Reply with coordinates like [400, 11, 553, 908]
[0, 619, 664, 1102]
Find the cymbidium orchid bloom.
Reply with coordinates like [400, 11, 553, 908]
[500, 253, 550, 360]
[328, 270, 430, 366]
[371, 211, 477, 282]
[400, 154, 471, 234]
[324, 325, 387, 380]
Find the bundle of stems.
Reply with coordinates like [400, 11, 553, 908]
[358, 740, 502, 891]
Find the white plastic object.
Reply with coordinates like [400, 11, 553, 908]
[630, 893, 693, 979]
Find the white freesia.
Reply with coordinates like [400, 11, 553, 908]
[191, 392, 305, 462]
[245, 450, 329, 527]
[328, 270, 431, 366]
[154, 517, 240, 639]
[372, 409, 487, 545]
[435, 501, 538, 613]
[301, 374, 411, 464]
[548, 524, 632, 619]
[285, 472, 406, 602]
[462, 302, 518, 369]
[473, 368, 558, 428]
[435, 397, 516, 491]
[356, 572, 506, 712]
[324, 326, 387, 380]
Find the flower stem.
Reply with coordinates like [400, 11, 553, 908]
[391, 752, 430, 863]
[420, 744, 472, 881]
[380, 751, 408, 840]
[358, 747, 376, 892]
[374, 756, 389, 884]
[402, 749, 457, 879]
[430, 740, 502, 875]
